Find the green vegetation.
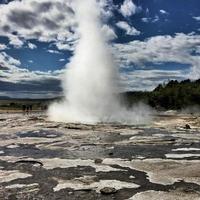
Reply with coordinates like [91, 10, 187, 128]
[124, 79, 200, 110]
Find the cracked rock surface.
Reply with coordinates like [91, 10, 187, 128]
[1, 112, 200, 199]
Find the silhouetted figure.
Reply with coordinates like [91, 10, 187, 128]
[26, 105, 29, 115]
[44, 105, 47, 110]
[29, 105, 33, 113]
[22, 105, 26, 114]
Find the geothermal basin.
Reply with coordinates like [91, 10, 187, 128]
[0, 111, 200, 199]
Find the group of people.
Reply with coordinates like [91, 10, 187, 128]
[22, 105, 33, 114]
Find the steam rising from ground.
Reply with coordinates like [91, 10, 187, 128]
[48, 0, 152, 124]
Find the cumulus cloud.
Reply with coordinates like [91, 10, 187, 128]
[0, 54, 64, 98]
[141, 17, 150, 23]
[27, 42, 37, 49]
[0, 0, 117, 50]
[116, 21, 140, 36]
[113, 33, 200, 80]
[47, 49, 61, 54]
[0, 0, 77, 49]
[98, 0, 116, 20]
[0, 44, 7, 50]
[142, 16, 160, 23]
[0, 51, 64, 97]
[152, 15, 160, 23]
[0, 47, 66, 98]
[160, 9, 168, 15]
[120, 0, 138, 17]
[0, 52, 21, 70]
[193, 16, 200, 21]
[120, 69, 185, 91]
[8, 35, 24, 48]
[56, 42, 74, 51]
[0, 51, 64, 83]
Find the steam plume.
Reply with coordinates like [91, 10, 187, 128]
[48, 0, 152, 124]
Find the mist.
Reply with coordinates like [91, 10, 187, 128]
[48, 0, 152, 124]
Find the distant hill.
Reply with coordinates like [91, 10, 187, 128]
[0, 96, 11, 100]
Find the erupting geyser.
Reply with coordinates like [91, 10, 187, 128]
[48, 0, 152, 124]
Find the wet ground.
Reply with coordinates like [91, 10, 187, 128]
[1, 111, 200, 199]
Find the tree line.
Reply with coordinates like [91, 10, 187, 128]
[123, 79, 200, 110]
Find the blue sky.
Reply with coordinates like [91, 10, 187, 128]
[0, 0, 200, 98]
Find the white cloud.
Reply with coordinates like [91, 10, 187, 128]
[56, 42, 74, 51]
[152, 15, 160, 23]
[0, 51, 64, 83]
[141, 18, 150, 23]
[113, 33, 200, 80]
[98, 0, 116, 20]
[116, 21, 140, 36]
[59, 58, 65, 62]
[193, 16, 200, 21]
[0, 44, 7, 50]
[0, 51, 65, 98]
[27, 42, 37, 49]
[160, 9, 168, 15]
[0, 0, 116, 51]
[120, 0, 137, 17]
[47, 49, 61, 54]
[141, 16, 160, 24]
[0, 0, 77, 49]
[0, 52, 21, 69]
[8, 35, 24, 48]
[120, 69, 184, 91]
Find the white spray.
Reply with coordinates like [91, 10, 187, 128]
[48, 0, 152, 124]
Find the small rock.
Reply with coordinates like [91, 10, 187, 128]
[28, 117, 44, 121]
[185, 124, 191, 129]
[46, 125, 60, 128]
[108, 152, 113, 156]
[94, 159, 102, 164]
[100, 187, 117, 195]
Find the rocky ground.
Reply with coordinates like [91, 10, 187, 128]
[0, 111, 200, 199]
